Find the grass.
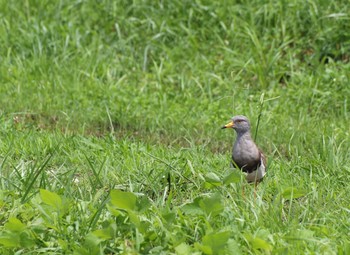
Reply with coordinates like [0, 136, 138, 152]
[0, 0, 350, 254]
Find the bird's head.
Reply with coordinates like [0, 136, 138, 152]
[221, 115, 251, 133]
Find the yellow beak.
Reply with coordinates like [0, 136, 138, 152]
[221, 121, 234, 129]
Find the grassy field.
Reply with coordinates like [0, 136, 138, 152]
[1, 0, 350, 254]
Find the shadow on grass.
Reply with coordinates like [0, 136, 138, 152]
[9, 112, 231, 154]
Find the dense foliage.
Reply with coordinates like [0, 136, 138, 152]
[0, 0, 349, 254]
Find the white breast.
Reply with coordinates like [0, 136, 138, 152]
[245, 158, 266, 183]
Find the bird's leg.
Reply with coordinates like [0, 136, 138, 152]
[254, 182, 257, 199]
[242, 185, 245, 198]
[253, 171, 259, 200]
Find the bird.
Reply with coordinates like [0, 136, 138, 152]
[221, 115, 267, 184]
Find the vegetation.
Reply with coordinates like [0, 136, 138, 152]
[0, 0, 349, 254]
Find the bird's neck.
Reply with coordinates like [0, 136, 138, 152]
[236, 131, 252, 141]
[233, 131, 259, 161]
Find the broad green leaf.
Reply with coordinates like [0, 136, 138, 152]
[0, 233, 19, 247]
[175, 242, 191, 255]
[204, 172, 222, 188]
[85, 223, 116, 249]
[5, 217, 26, 232]
[281, 187, 306, 199]
[226, 239, 242, 255]
[1, 220, 35, 248]
[136, 195, 151, 212]
[181, 197, 204, 215]
[194, 242, 212, 255]
[91, 229, 113, 240]
[137, 220, 151, 234]
[128, 210, 141, 227]
[40, 189, 63, 211]
[58, 239, 68, 251]
[223, 171, 242, 185]
[19, 231, 35, 248]
[202, 231, 231, 252]
[182, 193, 224, 216]
[255, 228, 271, 239]
[162, 211, 176, 225]
[199, 193, 224, 216]
[73, 246, 92, 255]
[110, 190, 137, 211]
[244, 234, 273, 252]
[84, 233, 103, 252]
[106, 204, 122, 217]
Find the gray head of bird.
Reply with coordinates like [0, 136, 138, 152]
[221, 115, 251, 134]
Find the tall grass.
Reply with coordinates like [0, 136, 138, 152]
[0, 0, 349, 254]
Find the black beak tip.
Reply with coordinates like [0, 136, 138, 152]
[221, 126, 226, 129]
